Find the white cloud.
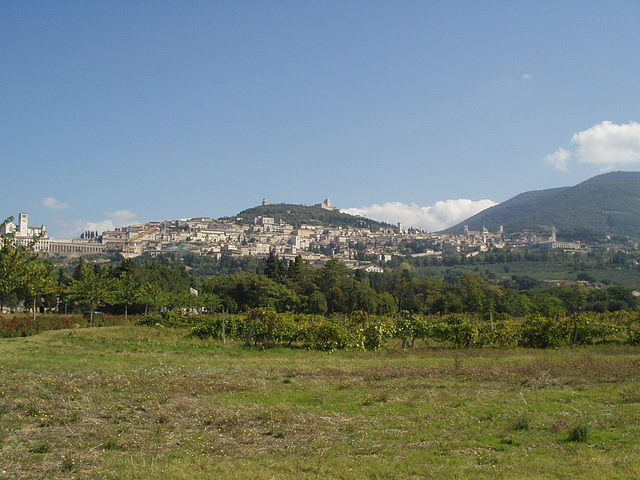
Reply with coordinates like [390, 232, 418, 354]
[546, 121, 640, 171]
[521, 73, 532, 80]
[106, 210, 139, 227]
[544, 148, 571, 171]
[342, 199, 497, 232]
[41, 197, 70, 210]
[572, 121, 640, 168]
[55, 210, 139, 239]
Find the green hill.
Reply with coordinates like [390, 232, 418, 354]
[445, 171, 640, 239]
[225, 203, 396, 231]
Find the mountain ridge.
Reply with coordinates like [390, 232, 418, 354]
[443, 171, 640, 238]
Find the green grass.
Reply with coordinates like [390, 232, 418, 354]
[0, 325, 639, 479]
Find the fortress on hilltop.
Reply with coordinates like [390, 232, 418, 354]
[261, 198, 336, 211]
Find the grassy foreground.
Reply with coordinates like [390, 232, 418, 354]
[0, 325, 639, 479]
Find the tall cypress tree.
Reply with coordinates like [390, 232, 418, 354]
[264, 252, 281, 281]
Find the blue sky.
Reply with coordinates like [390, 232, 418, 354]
[2, 1, 639, 237]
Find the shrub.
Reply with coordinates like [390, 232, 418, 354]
[160, 310, 190, 328]
[135, 315, 162, 326]
[626, 324, 640, 345]
[30, 441, 51, 454]
[363, 323, 392, 351]
[190, 321, 219, 339]
[427, 321, 451, 345]
[446, 315, 478, 348]
[303, 321, 351, 351]
[493, 322, 521, 348]
[567, 424, 589, 443]
[519, 316, 569, 348]
[392, 314, 430, 348]
[474, 323, 496, 347]
[511, 415, 530, 431]
[569, 314, 621, 345]
[256, 310, 298, 345]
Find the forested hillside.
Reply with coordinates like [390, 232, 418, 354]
[227, 203, 396, 231]
[446, 171, 640, 237]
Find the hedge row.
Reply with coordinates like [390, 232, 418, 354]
[0, 314, 124, 338]
[136, 309, 640, 351]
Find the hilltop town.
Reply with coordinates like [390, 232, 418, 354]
[4, 199, 604, 269]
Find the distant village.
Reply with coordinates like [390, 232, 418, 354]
[3, 200, 630, 269]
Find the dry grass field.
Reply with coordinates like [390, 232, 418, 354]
[1, 324, 639, 479]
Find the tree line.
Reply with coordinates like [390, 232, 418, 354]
[2, 216, 637, 322]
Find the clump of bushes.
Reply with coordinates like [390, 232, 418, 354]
[567, 424, 589, 443]
[519, 316, 569, 348]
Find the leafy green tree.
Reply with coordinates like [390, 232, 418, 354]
[432, 283, 464, 314]
[325, 284, 347, 313]
[118, 258, 138, 276]
[604, 285, 637, 310]
[525, 290, 565, 317]
[500, 289, 533, 317]
[0, 217, 41, 299]
[308, 290, 328, 316]
[198, 292, 223, 314]
[386, 269, 417, 314]
[317, 259, 349, 291]
[201, 272, 298, 313]
[264, 252, 284, 282]
[459, 273, 504, 317]
[20, 259, 57, 321]
[350, 283, 378, 314]
[0, 292, 19, 312]
[418, 278, 444, 314]
[177, 290, 200, 313]
[286, 256, 317, 295]
[316, 259, 352, 313]
[56, 268, 73, 314]
[376, 292, 396, 315]
[547, 284, 588, 314]
[509, 275, 542, 291]
[0, 218, 55, 318]
[243, 274, 298, 312]
[114, 271, 140, 320]
[270, 283, 300, 312]
[69, 263, 115, 323]
[138, 261, 191, 297]
[139, 282, 165, 315]
[460, 273, 487, 314]
[72, 258, 86, 281]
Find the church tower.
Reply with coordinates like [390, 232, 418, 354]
[18, 213, 28, 236]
